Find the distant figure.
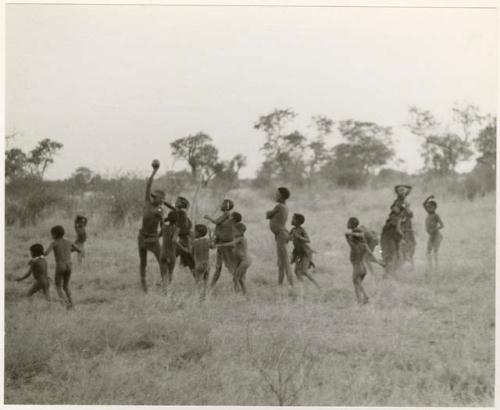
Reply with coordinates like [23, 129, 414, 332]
[423, 195, 444, 272]
[74, 215, 88, 264]
[289, 213, 320, 289]
[345, 218, 384, 305]
[204, 199, 236, 288]
[390, 185, 416, 270]
[161, 210, 179, 285]
[173, 196, 195, 274]
[347, 217, 380, 276]
[191, 224, 213, 300]
[216, 222, 251, 296]
[266, 187, 294, 287]
[16, 243, 50, 302]
[138, 160, 165, 292]
[380, 208, 403, 275]
[45, 225, 81, 309]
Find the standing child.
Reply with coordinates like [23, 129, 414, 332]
[16, 244, 50, 302]
[191, 224, 212, 300]
[45, 226, 81, 309]
[138, 160, 166, 292]
[216, 222, 251, 296]
[289, 213, 320, 289]
[204, 199, 236, 288]
[173, 196, 195, 274]
[423, 195, 444, 272]
[347, 217, 380, 276]
[161, 211, 179, 285]
[391, 185, 416, 270]
[74, 215, 88, 264]
[266, 187, 294, 287]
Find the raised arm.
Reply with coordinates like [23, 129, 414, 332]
[422, 194, 435, 208]
[145, 167, 159, 203]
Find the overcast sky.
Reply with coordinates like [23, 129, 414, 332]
[6, 4, 497, 179]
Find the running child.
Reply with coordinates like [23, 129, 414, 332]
[289, 213, 320, 289]
[16, 243, 50, 301]
[45, 225, 81, 309]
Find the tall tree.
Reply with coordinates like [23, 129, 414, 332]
[474, 116, 496, 169]
[27, 138, 64, 178]
[307, 115, 334, 177]
[170, 132, 220, 182]
[5, 148, 28, 181]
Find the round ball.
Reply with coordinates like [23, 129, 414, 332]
[152, 159, 160, 169]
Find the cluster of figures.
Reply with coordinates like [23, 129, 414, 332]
[15, 161, 444, 308]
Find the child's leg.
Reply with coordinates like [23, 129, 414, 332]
[166, 257, 176, 284]
[301, 254, 320, 289]
[138, 238, 148, 292]
[151, 242, 165, 284]
[236, 259, 250, 296]
[210, 249, 224, 287]
[62, 266, 73, 308]
[43, 280, 51, 302]
[352, 263, 368, 304]
[54, 268, 67, 305]
[433, 233, 442, 270]
[27, 282, 42, 298]
[276, 231, 293, 286]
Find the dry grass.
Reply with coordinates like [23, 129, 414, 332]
[4, 186, 494, 406]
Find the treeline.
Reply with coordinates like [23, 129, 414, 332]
[4, 103, 496, 226]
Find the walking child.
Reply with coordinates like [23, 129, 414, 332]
[289, 213, 320, 289]
[204, 199, 236, 288]
[216, 222, 251, 296]
[161, 211, 179, 284]
[266, 187, 294, 287]
[16, 243, 50, 302]
[45, 225, 81, 309]
[74, 215, 88, 264]
[173, 196, 195, 273]
[345, 217, 384, 305]
[423, 195, 444, 272]
[138, 160, 166, 292]
[347, 217, 381, 276]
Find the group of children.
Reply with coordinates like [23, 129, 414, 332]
[16, 216, 88, 309]
[15, 160, 445, 308]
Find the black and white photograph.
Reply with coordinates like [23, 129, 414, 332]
[2, 0, 497, 406]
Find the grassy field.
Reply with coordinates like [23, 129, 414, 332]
[4, 186, 495, 406]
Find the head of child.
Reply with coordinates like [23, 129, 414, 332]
[347, 217, 359, 230]
[194, 224, 208, 239]
[220, 199, 234, 212]
[166, 211, 178, 225]
[425, 200, 437, 214]
[231, 211, 242, 223]
[30, 243, 44, 258]
[50, 225, 65, 240]
[75, 215, 87, 226]
[175, 196, 189, 210]
[151, 190, 166, 207]
[395, 185, 411, 199]
[234, 222, 246, 237]
[292, 213, 305, 227]
[275, 187, 290, 203]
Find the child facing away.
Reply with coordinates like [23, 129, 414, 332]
[161, 210, 179, 285]
[204, 199, 236, 288]
[266, 187, 294, 287]
[216, 221, 251, 296]
[74, 215, 88, 264]
[391, 184, 416, 270]
[16, 243, 50, 301]
[345, 217, 384, 305]
[423, 195, 444, 272]
[172, 196, 195, 274]
[45, 225, 81, 309]
[191, 224, 214, 300]
[289, 213, 320, 290]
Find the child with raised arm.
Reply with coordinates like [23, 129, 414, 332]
[266, 187, 294, 287]
[204, 199, 236, 288]
[138, 160, 166, 292]
[423, 195, 444, 272]
[16, 244, 50, 301]
[45, 226, 81, 309]
[289, 213, 320, 289]
[74, 215, 88, 264]
[161, 211, 179, 285]
[216, 222, 251, 296]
